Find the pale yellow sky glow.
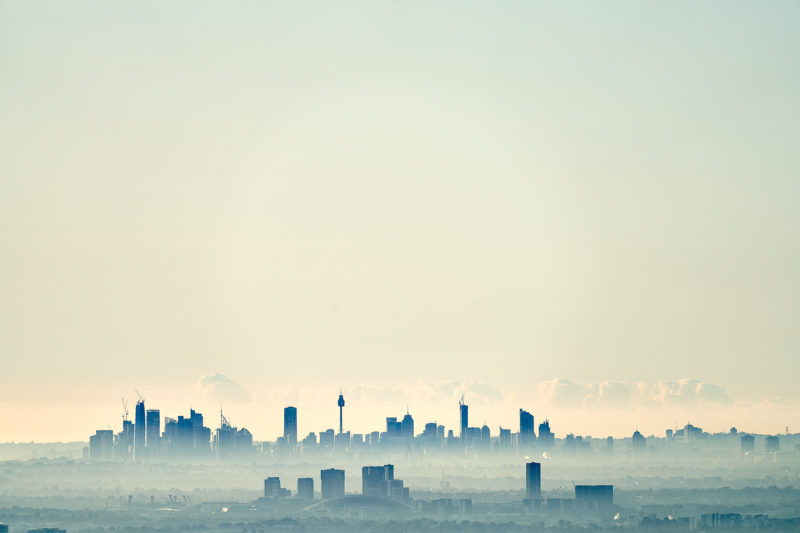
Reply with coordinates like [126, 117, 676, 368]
[1, 1, 798, 442]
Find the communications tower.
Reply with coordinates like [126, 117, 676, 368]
[337, 389, 345, 434]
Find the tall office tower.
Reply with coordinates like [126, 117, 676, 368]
[337, 391, 345, 433]
[319, 429, 335, 447]
[526, 462, 541, 499]
[519, 409, 535, 445]
[459, 396, 468, 439]
[90, 429, 114, 461]
[499, 427, 511, 448]
[362, 464, 394, 497]
[480, 425, 491, 448]
[118, 419, 134, 459]
[284, 406, 298, 445]
[297, 477, 314, 499]
[385, 417, 402, 437]
[320, 468, 345, 499]
[134, 399, 146, 460]
[146, 409, 160, 450]
[264, 477, 281, 498]
[538, 419, 555, 449]
[607, 436, 614, 452]
[401, 411, 414, 439]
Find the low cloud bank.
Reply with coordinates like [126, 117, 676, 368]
[538, 378, 733, 411]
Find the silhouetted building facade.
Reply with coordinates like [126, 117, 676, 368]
[519, 409, 535, 446]
[321, 468, 345, 499]
[265, 477, 281, 498]
[362, 464, 394, 497]
[297, 477, 314, 499]
[575, 485, 613, 511]
[401, 412, 414, 439]
[146, 409, 160, 451]
[526, 461, 541, 499]
[284, 406, 298, 446]
[134, 399, 146, 459]
[459, 400, 468, 439]
[90, 429, 114, 461]
[538, 419, 555, 449]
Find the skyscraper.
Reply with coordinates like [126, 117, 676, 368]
[134, 399, 146, 460]
[284, 406, 298, 445]
[297, 477, 314, 499]
[265, 477, 281, 498]
[538, 419, 555, 449]
[321, 468, 345, 499]
[146, 409, 160, 451]
[526, 461, 541, 499]
[401, 411, 414, 439]
[362, 465, 394, 497]
[459, 397, 468, 439]
[519, 409, 535, 445]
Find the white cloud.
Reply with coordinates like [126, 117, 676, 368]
[198, 373, 250, 405]
[538, 378, 732, 411]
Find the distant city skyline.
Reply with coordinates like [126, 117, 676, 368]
[85, 386, 787, 464]
[0, 375, 795, 442]
[2, 2, 798, 443]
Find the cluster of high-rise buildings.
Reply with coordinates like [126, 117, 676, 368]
[271, 397, 560, 456]
[258, 460, 613, 517]
[87, 392, 785, 462]
[88, 397, 253, 461]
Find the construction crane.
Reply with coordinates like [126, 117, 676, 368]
[121, 398, 129, 422]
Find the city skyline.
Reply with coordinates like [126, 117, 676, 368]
[85, 387, 786, 464]
[2, 2, 799, 443]
[3, 378, 793, 444]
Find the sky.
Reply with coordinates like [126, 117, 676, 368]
[1, 1, 799, 442]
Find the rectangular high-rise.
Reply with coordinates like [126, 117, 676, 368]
[284, 406, 298, 445]
[519, 409, 535, 445]
[134, 400, 146, 459]
[297, 477, 314, 499]
[146, 409, 160, 450]
[265, 477, 281, 498]
[362, 464, 394, 497]
[320, 468, 345, 499]
[459, 403, 468, 439]
[89, 429, 114, 461]
[526, 462, 541, 499]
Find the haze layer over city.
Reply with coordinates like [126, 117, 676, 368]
[1, 1, 799, 532]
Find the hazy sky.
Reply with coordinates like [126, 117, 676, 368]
[1, 1, 798, 441]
